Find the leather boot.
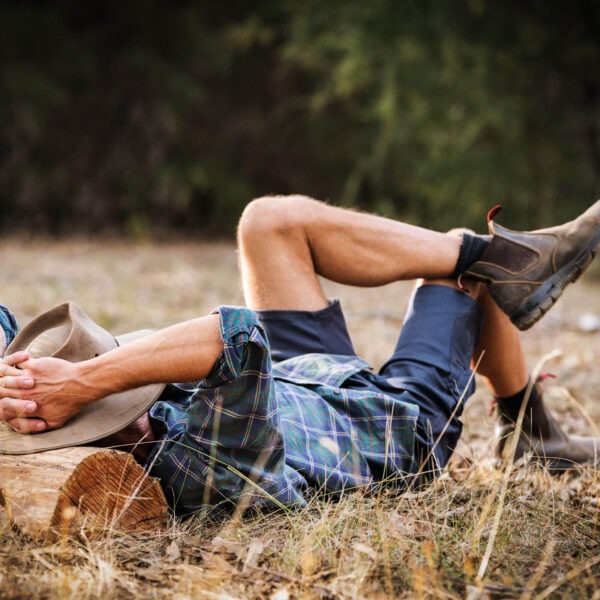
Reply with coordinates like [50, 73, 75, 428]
[464, 200, 600, 330]
[495, 383, 600, 472]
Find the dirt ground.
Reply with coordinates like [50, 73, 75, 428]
[1, 238, 599, 599]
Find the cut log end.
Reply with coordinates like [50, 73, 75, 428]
[1, 447, 168, 539]
[52, 449, 168, 536]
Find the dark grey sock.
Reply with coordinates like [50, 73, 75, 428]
[451, 233, 490, 278]
[496, 381, 541, 422]
[496, 380, 553, 437]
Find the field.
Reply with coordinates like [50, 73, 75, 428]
[1, 238, 599, 599]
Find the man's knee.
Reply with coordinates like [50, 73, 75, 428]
[237, 195, 318, 246]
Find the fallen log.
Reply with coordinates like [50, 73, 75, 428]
[0, 447, 168, 539]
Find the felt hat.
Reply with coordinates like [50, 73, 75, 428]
[0, 302, 165, 455]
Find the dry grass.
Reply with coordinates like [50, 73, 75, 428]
[1, 238, 599, 599]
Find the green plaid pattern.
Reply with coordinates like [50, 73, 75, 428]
[0, 304, 19, 353]
[147, 306, 418, 516]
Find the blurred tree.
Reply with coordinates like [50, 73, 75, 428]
[280, 0, 600, 229]
[0, 0, 598, 235]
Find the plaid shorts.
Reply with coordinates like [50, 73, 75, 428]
[0, 304, 19, 354]
[147, 285, 482, 516]
[257, 284, 483, 473]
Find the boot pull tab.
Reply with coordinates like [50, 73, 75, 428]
[536, 373, 557, 384]
[487, 204, 502, 223]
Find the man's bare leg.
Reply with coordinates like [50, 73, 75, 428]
[451, 278, 599, 469]
[238, 195, 600, 468]
[238, 194, 523, 393]
[471, 286, 528, 397]
[237, 195, 461, 311]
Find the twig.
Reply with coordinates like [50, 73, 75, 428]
[519, 538, 555, 600]
[472, 350, 562, 591]
[533, 553, 600, 599]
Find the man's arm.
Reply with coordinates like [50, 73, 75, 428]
[0, 313, 223, 433]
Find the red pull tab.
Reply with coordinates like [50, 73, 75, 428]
[536, 373, 557, 384]
[486, 204, 502, 223]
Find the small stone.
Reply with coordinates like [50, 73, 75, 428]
[577, 313, 600, 332]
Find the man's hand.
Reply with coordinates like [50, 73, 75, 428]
[0, 351, 37, 431]
[0, 352, 92, 434]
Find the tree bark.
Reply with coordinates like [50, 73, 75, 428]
[0, 447, 168, 539]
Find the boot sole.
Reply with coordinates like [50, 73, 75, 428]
[511, 229, 600, 330]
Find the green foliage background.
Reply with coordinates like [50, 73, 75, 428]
[1, 0, 599, 235]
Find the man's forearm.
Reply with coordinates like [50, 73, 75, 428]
[76, 313, 224, 397]
[0, 313, 224, 432]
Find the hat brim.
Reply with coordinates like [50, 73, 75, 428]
[0, 330, 166, 455]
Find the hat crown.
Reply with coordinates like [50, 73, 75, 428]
[7, 302, 117, 361]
